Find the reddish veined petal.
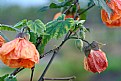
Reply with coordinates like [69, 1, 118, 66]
[101, 0, 121, 27]
[84, 49, 108, 73]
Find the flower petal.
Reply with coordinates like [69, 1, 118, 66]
[0, 38, 19, 55]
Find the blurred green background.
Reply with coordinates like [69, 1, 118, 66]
[0, 0, 121, 81]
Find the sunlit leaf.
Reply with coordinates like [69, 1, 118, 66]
[39, 14, 75, 53]
[14, 19, 27, 28]
[27, 19, 46, 35]
[0, 24, 19, 31]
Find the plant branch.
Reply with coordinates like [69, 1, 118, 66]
[78, 3, 95, 15]
[38, 51, 57, 81]
[43, 76, 76, 80]
[30, 37, 42, 81]
[63, 0, 78, 14]
[38, 31, 72, 81]
[30, 66, 35, 81]
[10, 68, 24, 76]
[74, 0, 79, 20]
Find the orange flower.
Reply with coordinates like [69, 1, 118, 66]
[101, 0, 121, 27]
[84, 49, 108, 73]
[53, 12, 62, 20]
[0, 35, 5, 47]
[53, 12, 75, 20]
[0, 38, 39, 68]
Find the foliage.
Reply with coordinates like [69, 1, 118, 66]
[0, 74, 9, 81]
[27, 19, 46, 35]
[40, 14, 75, 53]
[0, 0, 120, 81]
[4, 75, 17, 81]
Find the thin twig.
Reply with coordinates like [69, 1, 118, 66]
[78, 3, 95, 15]
[10, 68, 20, 76]
[74, 0, 79, 20]
[30, 37, 42, 81]
[38, 31, 72, 81]
[63, 0, 76, 14]
[30, 66, 35, 81]
[11, 68, 24, 76]
[38, 51, 57, 81]
[44, 76, 76, 80]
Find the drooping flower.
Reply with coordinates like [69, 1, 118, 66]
[0, 35, 5, 47]
[101, 0, 121, 27]
[0, 37, 39, 68]
[84, 49, 108, 73]
[84, 41, 108, 73]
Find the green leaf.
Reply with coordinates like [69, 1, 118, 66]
[0, 24, 20, 31]
[49, 1, 72, 8]
[78, 9, 87, 20]
[14, 19, 27, 28]
[0, 74, 9, 81]
[71, 20, 86, 32]
[27, 19, 46, 35]
[39, 1, 72, 12]
[39, 14, 75, 53]
[38, 42, 45, 54]
[93, 0, 112, 17]
[4, 75, 17, 81]
[29, 32, 37, 44]
[46, 14, 74, 38]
